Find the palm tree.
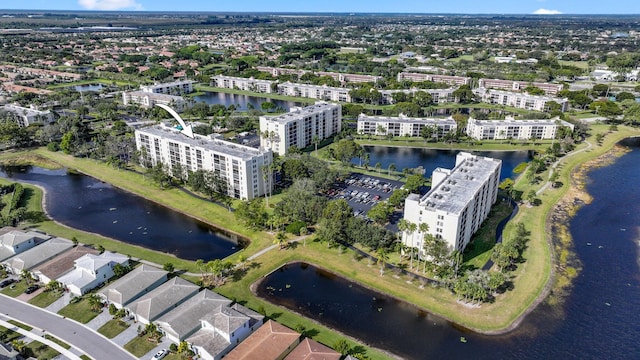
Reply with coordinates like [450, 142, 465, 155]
[11, 339, 26, 355]
[376, 247, 389, 276]
[274, 231, 288, 250]
[237, 254, 247, 271]
[87, 294, 103, 312]
[388, 163, 396, 176]
[407, 222, 417, 270]
[418, 223, 430, 273]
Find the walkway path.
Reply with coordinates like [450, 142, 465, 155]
[0, 317, 82, 360]
[537, 140, 593, 196]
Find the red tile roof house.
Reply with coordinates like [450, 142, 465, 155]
[224, 320, 301, 360]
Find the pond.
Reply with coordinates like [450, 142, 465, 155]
[73, 84, 104, 92]
[354, 146, 532, 180]
[259, 140, 640, 359]
[193, 90, 302, 110]
[0, 166, 241, 261]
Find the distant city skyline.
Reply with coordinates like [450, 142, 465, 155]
[3, 0, 640, 14]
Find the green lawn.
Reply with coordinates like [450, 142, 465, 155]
[124, 334, 161, 357]
[23, 340, 60, 360]
[44, 334, 71, 349]
[463, 200, 514, 269]
[57, 298, 101, 324]
[0, 325, 21, 342]
[28, 291, 63, 308]
[97, 319, 130, 339]
[1, 279, 28, 297]
[7, 320, 32, 331]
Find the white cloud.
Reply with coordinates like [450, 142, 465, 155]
[78, 0, 143, 11]
[533, 8, 563, 15]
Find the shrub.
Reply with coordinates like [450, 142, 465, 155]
[286, 221, 307, 235]
[108, 303, 117, 316]
[47, 142, 60, 152]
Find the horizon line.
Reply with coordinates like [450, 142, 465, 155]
[1, 9, 640, 16]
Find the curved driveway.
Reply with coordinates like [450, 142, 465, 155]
[0, 294, 136, 360]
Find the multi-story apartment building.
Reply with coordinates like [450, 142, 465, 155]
[357, 114, 457, 138]
[140, 80, 194, 95]
[397, 72, 471, 86]
[135, 123, 273, 200]
[255, 66, 306, 77]
[403, 152, 502, 255]
[379, 88, 458, 105]
[466, 117, 575, 140]
[210, 75, 274, 93]
[277, 82, 351, 102]
[259, 102, 342, 156]
[122, 91, 187, 110]
[478, 78, 564, 96]
[1, 104, 54, 127]
[474, 88, 569, 112]
[316, 71, 382, 83]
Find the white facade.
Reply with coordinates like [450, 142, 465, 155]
[135, 123, 273, 200]
[0, 229, 48, 262]
[57, 252, 129, 296]
[474, 88, 569, 112]
[403, 152, 501, 255]
[396, 72, 471, 86]
[466, 117, 575, 140]
[122, 91, 187, 110]
[277, 82, 351, 102]
[379, 88, 457, 105]
[1, 104, 54, 127]
[211, 75, 274, 93]
[140, 80, 194, 95]
[259, 102, 342, 156]
[357, 114, 457, 139]
[478, 79, 564, 96]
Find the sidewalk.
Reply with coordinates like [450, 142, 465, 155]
[0, 317, 82, 360]
[45, 292, 71, 313]
[85, 308, 113, 330]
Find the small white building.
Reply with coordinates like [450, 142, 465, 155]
[57, 252, 129, 296]
[379, 88, 457, 105]
[140, 80, 195, 95]
[357, 114, 457, 138]
[474, 88, 569, 112]
[1, 104, 54, 127]
[402, 152, 501, 255]
[259, 102, 342, 156]
[466, 117, 575, 140]
[0, 228, 50, 262]
[2, 237, 73, 275]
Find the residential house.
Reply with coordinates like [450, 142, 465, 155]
[0, 228, 50, 262]
[56, 251, 129, 296]
[127, 277, 200, 324]
[2, 237, 73, 275]
[223, 320, 301, 360]
[99, 264, 168, 309]
[284, 338, 341, 360]
[31, 245, 100, 284]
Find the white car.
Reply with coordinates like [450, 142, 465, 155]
[151, 349, 168, 360]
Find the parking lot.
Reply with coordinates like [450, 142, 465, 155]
[326, 173, 405, 223]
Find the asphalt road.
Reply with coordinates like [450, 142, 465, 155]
[0, 294, 136, 360]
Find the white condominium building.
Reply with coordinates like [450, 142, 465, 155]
[316, 71, 382, 83]
[1, 104, 54, 127]
[379, 88, 457, 105]
[277, 82, 351, 102]
[357, 114, 457, 139]
[403, 152, 501, 255]
[122, 91, 187, 110]
[478, 79, 564, 96]
[140, 80, 195, 95]
[474, 88, 569, 112]
[397, 72, 471, 86]
[466, 117, 575, 140]
[135, 123, 273, 200]
[259, 102, 342, 156]
[211, 75, 275, 93]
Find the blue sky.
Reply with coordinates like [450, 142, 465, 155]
[4, 0, 640, 14]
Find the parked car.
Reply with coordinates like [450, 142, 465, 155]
[0, 278, 16, 288]
[151, 349, 169, 360]
[24, 285, 39, 294]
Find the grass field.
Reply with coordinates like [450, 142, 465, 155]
[28, 290, 63, 308]
[97, 319, 130, 339]
[57, 298, 101, 324]
[124, 334, 160, 357]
